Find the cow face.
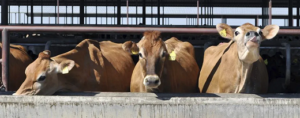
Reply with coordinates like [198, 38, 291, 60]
[216, 23, 279, 63]
[125, 31, 168, 91]
[13, 50, 75, 95]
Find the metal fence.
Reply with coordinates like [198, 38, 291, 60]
[2, 0, 300, 27]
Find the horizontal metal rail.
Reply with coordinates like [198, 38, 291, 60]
[13, 43, 300, 50]
[1, 26, 300, 92]
[0, 26, 299, 34]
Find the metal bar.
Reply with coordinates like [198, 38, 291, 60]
[158, 0, 161, 25]
[296, 0, 300, 27]
[197, 0, 199, 26]
[288, 0, 293, 26]
[41, 0, 43, 24]
[136, 0, 137, 25]
[65, 3, 67, 24]
[2, 29, 9, 91]
[27, 0, 29, 24]
[269, 0, 272, 25]
[255, 15, 259, 26]
[142, 0, 146, 25]
[18, 5, 20, 24]
[80, 0, 84, 25]
[31, 0, 34, 24]
[127, 0, 129, 25]
[0, 26, 299, 35]
[117, 0, 121, 25]
[15, 13, 17, 24]
[57, 0, 60, 24]
[72, 0, 74, 24]
[96, 0, 98, 25]
[1, 0, 8, 25]
[282, 43, 291, 90]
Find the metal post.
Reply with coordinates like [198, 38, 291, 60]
[127, 0, 129, 25]
[288, 0, 293, 26]
[1, 0, 8, 25]
[18, 5, 21, 24]
[269, 0, 272, 25]
[41, 0, 43, 24]
[31, 0, 34, 24]
[57, 0, 60, 24]
[80, 0, 84, 25]
[282, 43, 291, 90]
[117, 0, 121, 25]
[96, 0, 98, 25]
[297, 0, 300, 27]
[158, 0, 160, 25]
[255, 15, 259, 26]
[142, 0, 146, 25]
[15, 13, 17, 24]
[72, 0, 74, 24]
[197, 0, 199, 26]
[2, 29, 9, 91]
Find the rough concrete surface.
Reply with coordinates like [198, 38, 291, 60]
[0, 92, 300, 118]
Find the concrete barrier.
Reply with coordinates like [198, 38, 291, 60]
[0, 92, 300, 118]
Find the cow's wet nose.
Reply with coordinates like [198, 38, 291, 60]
[143, 75, 161, 88]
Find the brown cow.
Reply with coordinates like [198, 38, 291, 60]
[126, 31, 199, 93]
[0, 44, 33, 91]
[13, 39, 138, 95]
[198, 23, 279, 93]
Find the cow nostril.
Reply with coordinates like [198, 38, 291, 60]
[254, 32, 259, 36]
[154, 80, 159, 84]
[246, 32, 250, 36]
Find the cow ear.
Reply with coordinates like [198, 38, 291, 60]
[216, 23, 234, 40]
[57, 60, 75, 74]
[122, 41, 139, 55]
[262, 24, 279, 40]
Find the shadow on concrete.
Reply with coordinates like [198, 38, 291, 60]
[2, 91, 300, 99]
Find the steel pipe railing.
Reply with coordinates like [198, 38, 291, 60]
[1, 26, 300, 91]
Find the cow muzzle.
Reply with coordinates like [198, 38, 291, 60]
[143, 75, 161, 88]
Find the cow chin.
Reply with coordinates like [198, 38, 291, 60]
[12, 89, 38, 96]
[246, 41, 259, 51]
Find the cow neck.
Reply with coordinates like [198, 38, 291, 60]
[236, 60, 254, 93]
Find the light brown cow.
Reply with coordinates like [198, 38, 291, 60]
[0, 44, 33, 91]
[126, 31, 199, 93]
[13, 39, 138, 95]
[198, 23, 279, 93]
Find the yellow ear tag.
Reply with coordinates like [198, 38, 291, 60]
[169, 51, 176, 61]
[131, 49, 139, 55]
[62, 67, 69, 74]
[264, 59, 268, 65]
[219, 29, 227, 37]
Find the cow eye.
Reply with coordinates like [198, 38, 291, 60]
[162, 51, 166, 57]
[234, 31, 240, 36]
[138, 53, 143, 58]
[259, 30, 263, 35]
[37, 76, 46, 81]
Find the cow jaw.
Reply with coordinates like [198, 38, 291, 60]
[238, 44, 260, 64]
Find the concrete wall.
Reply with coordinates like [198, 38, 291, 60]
[1, 92, 300, 118]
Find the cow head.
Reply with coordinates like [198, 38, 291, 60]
[13, 50, 75, 95]
[125, 31, 168, 92]
[216, 23, 279, 63]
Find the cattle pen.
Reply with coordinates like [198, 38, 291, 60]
[0, 26, 300, 118]
[2, 0, 300, 117]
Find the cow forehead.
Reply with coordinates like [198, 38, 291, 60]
[139, 39, 164, 55]
[238, 23, 259, 33]
[26, 58, 50, 77]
